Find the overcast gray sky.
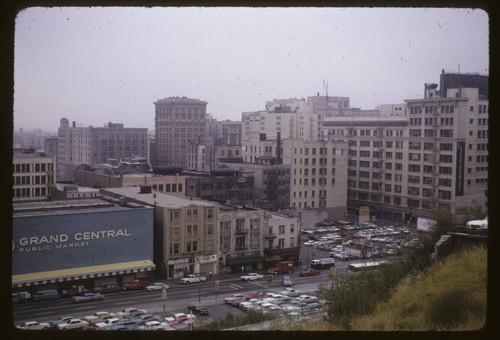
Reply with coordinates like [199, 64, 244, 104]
[13, 7, 489, 133]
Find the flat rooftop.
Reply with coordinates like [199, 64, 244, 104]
[101, 187, 217, 209]
[12, 198, 151, 218]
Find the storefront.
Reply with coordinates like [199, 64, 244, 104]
[224, 250, 263, 273]
[195, 254, 217, 277]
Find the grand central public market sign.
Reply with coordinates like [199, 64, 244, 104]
[13, 229, 132, 253]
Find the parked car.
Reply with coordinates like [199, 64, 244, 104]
[95, 318, 121, 329]
[279, 287, 301, 297]
[138, 320, 170, 331]
[17, 321, 50, 330]
[145, 282, 169, 291]
[72, 292, 105, 303]
[188, 305, 209, 315]
[49, 316, 75, 329]
[117, 308, 147, 317]
[93, 284, 121, 294]
[240, 272, 264, 281]
[299, 268, 321, 276]
[282, 275, 293, 287]
[56, 318, 89, 330]
[125, 310, 148, 319]
[122, 279, 150, 290]
[224, 293, 245, 304]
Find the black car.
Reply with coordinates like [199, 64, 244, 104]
[187, 305, 209, 315]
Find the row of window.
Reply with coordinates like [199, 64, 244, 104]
[13, 175, 53, 185]
[14, 163, 54, 173]
[341, 128, 404, 137]
[13, 187, 52, 198]
[293, 178, 335, 186]
[170, 208, 214, 223]
[409, 105, 455, 114]
[169, 239, 215, 255]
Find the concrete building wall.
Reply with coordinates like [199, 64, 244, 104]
[13, 149, 56, 201]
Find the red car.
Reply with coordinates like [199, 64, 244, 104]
[230, 296, 252, 307]
[299, 268, 321, 277]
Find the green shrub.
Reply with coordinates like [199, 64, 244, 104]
[426, 288, 485, 328]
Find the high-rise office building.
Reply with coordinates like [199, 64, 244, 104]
[154, 97, 207, 169]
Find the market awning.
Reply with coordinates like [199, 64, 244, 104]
[12, 259, 155, 287]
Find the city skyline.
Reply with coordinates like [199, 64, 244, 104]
[13, 7, 489, 132]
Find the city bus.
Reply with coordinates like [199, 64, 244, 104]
[348, 260, 387, 272]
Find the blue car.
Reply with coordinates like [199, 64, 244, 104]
[283, 275, 293, 287]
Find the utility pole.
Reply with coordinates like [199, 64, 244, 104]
[162, 286, 167, 312]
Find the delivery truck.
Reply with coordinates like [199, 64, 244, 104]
[267, 261, 294, 275]
[310, 258, 335, 270]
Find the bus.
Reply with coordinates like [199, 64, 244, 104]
[348, 261, 387, 272]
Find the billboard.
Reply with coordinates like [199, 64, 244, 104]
[12, 207, 154, 275]
[417, 217, 436, 232]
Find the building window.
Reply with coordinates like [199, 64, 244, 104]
[278, 239, 285, 248]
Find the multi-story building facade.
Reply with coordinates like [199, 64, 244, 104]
[183, 168, 255, 206]
[262, 212, 300, 267]
[57, 118, 91, 180]
[281, 138, 348, 214]
[321, 83, 488, 221]
[154, 97, 207, 169]
[223, 160, 291, 211]
[217, 205, 300, 273]
[242, 98, 317, 142]
[240, 130, 348, 216]
[90, 122, 149, 166]
[57, 119, 149, 181]
[218, 205, 264, 273]
[101, 186, 218, 279]
[439, 69, 489, 100]
[13, 148, 56, 201]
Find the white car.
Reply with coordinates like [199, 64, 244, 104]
[280, 288, 301, 297]
[17, 321, 50, 330]
[466, 217, 488, 230]
[240, 273, 264, 281]
[145, 282, 169, 291]
[95, 317, 120, 328]
[57, 318, 89, 330]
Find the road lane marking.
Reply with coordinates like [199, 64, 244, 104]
[115, 301, 134, 305]
[74, 305, 97, 311]
[34, 311, 56, 315]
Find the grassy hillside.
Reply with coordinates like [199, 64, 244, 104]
[293, 245, 487, 331]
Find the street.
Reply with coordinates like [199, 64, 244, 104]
[12, 242, 408, 326]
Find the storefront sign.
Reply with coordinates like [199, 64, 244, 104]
[227, 250, 260, 259]
[167, 258, 189, 265]
[13, 229, 131, 253]
[195, 254, 217, 264]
